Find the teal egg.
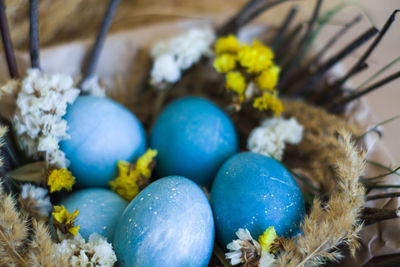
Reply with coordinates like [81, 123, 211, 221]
[211, 152, 305, 246]
[150, 97, 238, 187]
[60, 96, 146, 187]
[113, 176, 214, 267]
[60, 188, 127, 240]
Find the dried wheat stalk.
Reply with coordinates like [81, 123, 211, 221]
[277, 131, 366, 266]
[0, 183, 60, 267]
[0, 183, 29, 267]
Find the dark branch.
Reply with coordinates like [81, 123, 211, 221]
[333, 70, 400, 107]
[367, 192, 400, 201]
[309, 14, 363, 65]
[271, 6, 299, 51]
[0, 0, 18, 78]
[291, 27, 377, 96]
[81, 0, 120, 84]
[333, 9, 400, 88]
[361, 207, 400, 226]
[29, 0, 40, 69]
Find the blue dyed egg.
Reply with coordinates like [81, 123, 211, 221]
[60, 96, 146, 187]
[211, 152, 305, 246]
[60, 188, 128, 240]
[113, 176, 214, 267]
[150, 97, 238, 187]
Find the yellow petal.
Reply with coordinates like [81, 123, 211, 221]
[258, 226, 278, 253]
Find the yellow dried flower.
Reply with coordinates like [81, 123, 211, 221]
[109, 149, 158, 201]
[52, 205, 80, 236]
[135, 148, 158, 178]
[238, 40, 274, 73]
[253, 92, 284, 116]
[213, 54, 237, 73]
[47, 168, 75, 193]
[255, 65, 280, 91]
[215, 34, 240, 54]
[258, 226, 278, 253]
[225, 71, 246, 98]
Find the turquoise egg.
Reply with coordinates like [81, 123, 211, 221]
[60, 96, 146, 187]
[60, 188, 127, 241]
[113, 176, 214, 267]
[210, 152, 305, 246]
[150, 97, 238, 187]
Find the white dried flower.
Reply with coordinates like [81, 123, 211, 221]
[13, 69, 80, 167]
[81, 75, 106, 97]
[259, 251, 278, 267]
[150, 27, 216, 87]
[150, 54, 181, 84]
[56, 233, 117, 267]
[226, 228, 262, 266]
[20, 184, 52, 217]
[247, 117, 304, 160]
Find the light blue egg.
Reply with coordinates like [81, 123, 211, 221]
[150, 97, 238, 187]
[60, 188, 127, 241]
[60, 96, 146, 187]
[113, 176, 214, 267]
[211, 152, 305, 246]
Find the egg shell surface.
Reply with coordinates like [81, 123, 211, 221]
[150, 97, 238, 187]
[210, 152, 305, 246]
[60, 188, 128, 241]
[113, 176, 214, 267]
[60, 95, 146, 187]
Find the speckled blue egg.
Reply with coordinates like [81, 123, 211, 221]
[150, 97, 238, 187]
[113, 176, 214, 267]
[60, 188, 128, 240]
[211, 152, 305, 246]
[60, 96, 146, 187]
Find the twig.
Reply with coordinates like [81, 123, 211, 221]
[280, 0, 323, 84]
[309, 14, 362, 65]
[0, 0, 18, 78]
[367, 192, 400, 201]
[358, 114, 400, 140]
[276, 23, 303, 64]
[332, 9, 400, 88]
[362, 166, 400, 181]
[366, 184, 400, 190]
[271, 6, 299, 51]
[367, 160, 400, 176]
[356, 57, 400, 90]
[217, 0, 292, 36]
[332, 70, 400, 108]
[241, 0, 293, 29]
[81, 0, 120, 84]
[292, 27, 377, 96]
[29, 0, 40, 69]
[361, 207, 400, 226]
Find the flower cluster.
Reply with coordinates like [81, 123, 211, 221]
[80, 75, 106, 97]
[213, 35, 283, 115]
[247, 117, 303, 160]
[13, 69, 80, 168]
[109, 148, 158, 201]
[226, 228, 279, 267]
[47, 168, 76, 193]
[56, 232, 117, 267]
[52, 205, 80, 236]
[19, 184, 52, 219]
[150, 27, 215, 88]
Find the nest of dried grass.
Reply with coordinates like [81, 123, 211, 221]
[1, 1, 399, 266]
